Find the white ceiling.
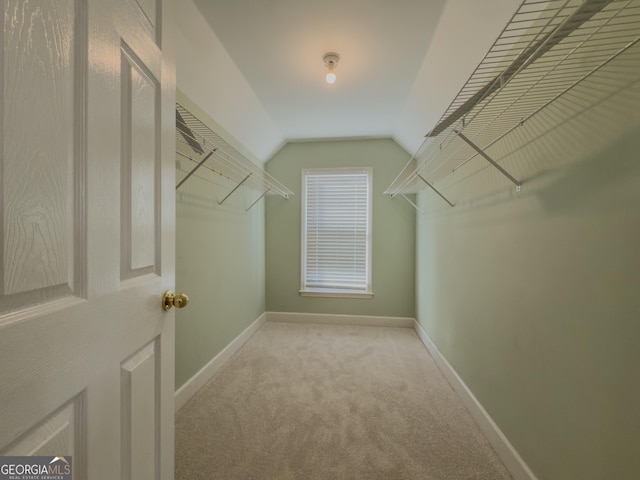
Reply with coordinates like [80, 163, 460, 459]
[191, 0, 522, 160]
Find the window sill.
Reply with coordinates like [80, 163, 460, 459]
[299, 289, 374, 299]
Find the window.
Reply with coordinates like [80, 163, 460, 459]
[301, 168, 372, 297]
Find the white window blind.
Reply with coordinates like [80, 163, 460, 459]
[301, 168, 372, 295]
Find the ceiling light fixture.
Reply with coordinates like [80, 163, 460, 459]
[323, 52, 340, 85]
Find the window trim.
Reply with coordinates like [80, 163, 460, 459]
[300, 167, 373, 298]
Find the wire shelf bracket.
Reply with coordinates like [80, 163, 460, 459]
[384, 0, 640, 202]
[417, 175, 455, 207]
[454, 131, 521, 191]
[427, 0, 616, 139]
[246, 188, 270, 211]
[218, 173, 251, 205]
[176, 150, 215, 190]
[175, 103, 294, 208]
[394, 193, 425, 215]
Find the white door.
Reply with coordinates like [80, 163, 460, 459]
[0, 0, 176, 478]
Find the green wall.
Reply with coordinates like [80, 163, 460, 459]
[175, 91, 266, 389]
[265, 139, 415, 318]
[416, 117, 640, 477]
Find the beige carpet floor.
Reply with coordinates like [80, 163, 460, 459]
[175, 322, 512, 480]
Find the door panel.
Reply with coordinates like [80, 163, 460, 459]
[1, 395, 85, 462]
[121, 340, 159, 480]
[2, 0, 83, 314]
[0, 0, 175, 478]
[121, 46, 160, 279]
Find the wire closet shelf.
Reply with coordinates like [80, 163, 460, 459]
[384, 0, 640, 204]
[175, 103, 293, 209]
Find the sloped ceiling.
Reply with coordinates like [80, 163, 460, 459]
[187, 0, 522, 162]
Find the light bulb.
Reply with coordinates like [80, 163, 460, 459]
[326, 71, 337, 84]
[322, 52, 340, 85]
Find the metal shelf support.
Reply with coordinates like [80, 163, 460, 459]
[455, 131, 521, 191]
[246, 189, 270, 211]
[175, 103, 294, 202]
[400, 194, 425, 215]
[384, 0, 640, 200]
[427, 0, 614, 138]
[417, 175, 455, 207]
[218, 173, 252, 205]
[176, 150, 215, 190]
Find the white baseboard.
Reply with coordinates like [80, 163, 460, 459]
[413, 320, 538, 480]
[266, 311, 415, 328]
[174, 313, 266, 412]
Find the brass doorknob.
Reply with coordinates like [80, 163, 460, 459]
[162, 291, 189, 311]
